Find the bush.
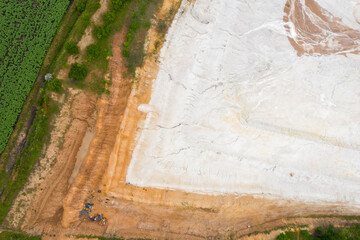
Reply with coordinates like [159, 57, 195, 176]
[313, 226, 344, 240]
[94, 24, 112, 40]
[103, 11, 116, 25]
[68, 63, 88, 81]
[276, 225, 360, 240]
[79, 13, 91, 27]
[76, 0, 87, 13]
[277, 230, 312, 240]
[86, 44, 100, 61]
[122, 49, 129, 57]
[46, 78, 62, 92]
[64, 41, 79, 55]
[111, 0, 128, 11]
[156, 19, 167, 34]
[93, 0, 101, 10]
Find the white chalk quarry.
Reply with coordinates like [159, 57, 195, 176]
[127, 0, 360, 204]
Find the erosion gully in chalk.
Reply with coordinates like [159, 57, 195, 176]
[127, 0, 360, 205]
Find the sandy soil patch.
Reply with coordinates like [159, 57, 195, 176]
[4, 91, 73, 229]
[22, 92, 96, 231]
[78, 0, 109, 53]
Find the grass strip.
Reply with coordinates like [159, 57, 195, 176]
[0, 231, 41, 240]
[276, 224, 360, 240]
[76, 235, 152, 240]
[122, 0, 163, 75]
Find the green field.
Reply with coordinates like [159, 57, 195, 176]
[0, 0, 70, 154]
[277, 225, 360, 240]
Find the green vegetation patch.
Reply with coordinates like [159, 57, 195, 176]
[86, 43, 101, 61]
[0, 0, 69, 154]
[0, 231, 41, 240]
[123, 0, 163, 74]
[69, 63, 88, 81]
[277, 225, 360, 240]
[65, 41, 80, 55]
[76, 235, 152, 240]
[0, 89, 55, 223]
[52, 0, 101, 75]
[46, 78, 63, 93]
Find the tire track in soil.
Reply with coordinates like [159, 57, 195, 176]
[61, 27, 132, 227]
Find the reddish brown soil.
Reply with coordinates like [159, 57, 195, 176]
[284, 0, 360, 56]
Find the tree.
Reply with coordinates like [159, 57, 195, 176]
[111, 0, 128, 11]
[68, 63, 88, 81]
[86, 44, 100, 61]
[76, 0, 87, 13]
[94, 24, 112, 40]
[64, 41, 79, 55]
[103, 11, 116, 25]
[46, 78, 62, 92]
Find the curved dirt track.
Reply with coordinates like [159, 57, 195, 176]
[18, 0, 360, 239]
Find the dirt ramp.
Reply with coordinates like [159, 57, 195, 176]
[62, 28, 132, 228]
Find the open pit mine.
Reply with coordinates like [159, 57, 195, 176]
[12, 0, 360, 239]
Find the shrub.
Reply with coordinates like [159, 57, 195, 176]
[46, 78, 62, 92]
[111, 0, 128, 11]
[103, 11, 116, 25]
[313, 226, 343, 240]
[64, 41, 79, 55]
[79, 13, 91, 27]
[276, 225, 360, 240]
[86, 43, 100, 61]
[157, 19, 167, 34]
[93, 0, 101, 10]
[94, 24, 112, 40]
[76, 0, 87, 13]
[68, 63, 88, 81]
[277, 230, 312, 240]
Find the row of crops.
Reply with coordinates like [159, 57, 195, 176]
[0, 0, 70, 154]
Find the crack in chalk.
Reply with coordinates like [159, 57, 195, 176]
[200, 82, 224, 94]
[150, 146, 191, 159]
[167, 73, 188, 90]
[167, 146, 191, 156]
[157, 123, 183, 129]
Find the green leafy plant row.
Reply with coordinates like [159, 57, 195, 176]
[0, 0, 69, 154]
[0, 87, 55, 223]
